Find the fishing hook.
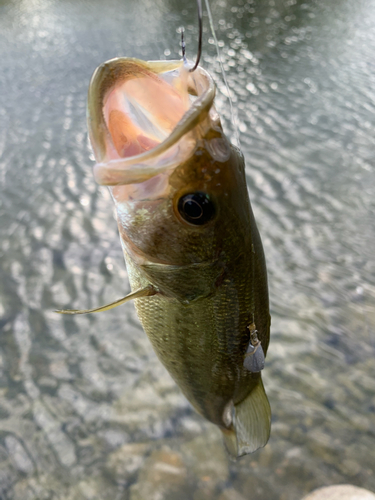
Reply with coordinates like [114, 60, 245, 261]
[181, 0, 203, 72]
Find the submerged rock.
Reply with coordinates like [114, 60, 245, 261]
[105, 442, 151, 484]
[302, 484, 375, 500]
[129, 446, 189, 500]
[180, 428, 229, 484]
[180, 428, 230, 500]
[218, 488, 247, 500]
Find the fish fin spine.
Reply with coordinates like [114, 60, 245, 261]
[54, 285, 157, 315]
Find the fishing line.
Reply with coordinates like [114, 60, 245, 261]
[203, 0, 241, 148]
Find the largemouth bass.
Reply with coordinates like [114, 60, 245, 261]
[59, 57, 271, 458]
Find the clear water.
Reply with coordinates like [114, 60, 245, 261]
[0, 0, 374, 499]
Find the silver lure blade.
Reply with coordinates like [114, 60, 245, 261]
[243, 342, 265, 373]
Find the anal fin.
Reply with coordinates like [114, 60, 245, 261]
[221, 378, 271, 459]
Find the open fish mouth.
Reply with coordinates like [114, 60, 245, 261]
[87, 58, 217, 186]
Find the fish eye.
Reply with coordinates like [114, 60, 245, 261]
[177, 192, 215, 226]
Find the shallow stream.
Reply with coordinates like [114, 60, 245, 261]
[0, 0, 374, 498]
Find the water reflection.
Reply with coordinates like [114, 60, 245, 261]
[0, 0, 374, 498]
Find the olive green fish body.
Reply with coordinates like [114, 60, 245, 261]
[121, 144, 270, 430]
[61, 57, 272, 457]
[127, 248, 270, 429]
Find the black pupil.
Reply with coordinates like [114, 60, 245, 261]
[178, 192, 215, 225]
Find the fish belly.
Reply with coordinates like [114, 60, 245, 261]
[123, 252, 261, 428]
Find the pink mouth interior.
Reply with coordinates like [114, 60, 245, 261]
[103, 72, 190, 160]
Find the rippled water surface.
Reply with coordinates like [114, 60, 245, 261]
[0, 0, 375, 498]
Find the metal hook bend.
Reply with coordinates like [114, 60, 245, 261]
[181, 0, 203, 72]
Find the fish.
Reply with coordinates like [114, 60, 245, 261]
[58, 57, 271, 458]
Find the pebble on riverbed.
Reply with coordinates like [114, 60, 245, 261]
[129, 446, 189, 500]
[301, 484, 375, 500]
[105, 442, 152, 485]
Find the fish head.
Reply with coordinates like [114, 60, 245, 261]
[87, 57, 253, 268]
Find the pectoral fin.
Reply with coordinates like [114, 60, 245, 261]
[55, 285, 157, 315]
[221, 378, 271, 459]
